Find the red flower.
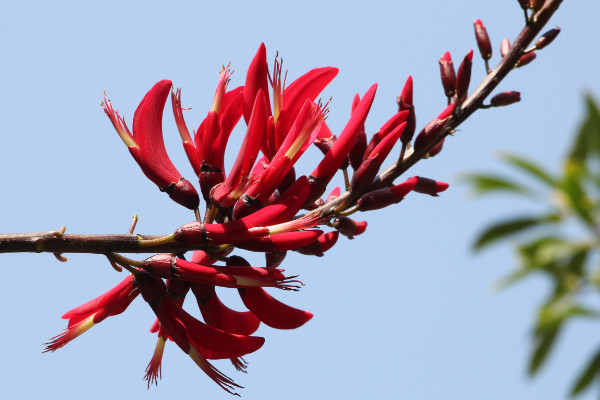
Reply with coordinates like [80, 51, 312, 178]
[44, 275, 139, 352]
[102, 81, 200, 210]
[134, 271, 265, 395]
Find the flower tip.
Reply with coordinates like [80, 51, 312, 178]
[437, 181, 450, 192]
[401, 76, 413, 104]
[474, 18, 483, 26]
[442, 51, 452, 62]
[467, 49, 474, 61]
[355, 221, 367, 235]
[437, 103, 455, 120]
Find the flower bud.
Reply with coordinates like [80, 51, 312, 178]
[473, 19, 492, 60]
[333, 217, 367, 239]
[516, 52, 536, 68]
[266, 251, 287, 268]
[295, 231, 339, 256]
[500, 38, 511, 58]
[535, 27, 560, 50]
[397, 76, 416, 144]
[490, 91, 521, 107]
[357, 176, 418, 211]
[413, 177, 449, 196]
[438, 52, 456, 98]
[455, 50, 473, 101]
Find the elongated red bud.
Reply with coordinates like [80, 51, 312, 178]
[349, 97, 368, 169]
[333, 217, 367, 239]
[455, 50, 473, 101]
[500, 38, 511, 58]
[356, 176, 418, 211]
[413, 104, 454, 155]
[438, 53, 456, 98]
[307, 84, 377, 204]
[473, 19, 492, 60]
[413, 177, 449, 196]
[536, 27, 560, 50]
[490, 91, 521, 107]
[363, 110, 409, 163]
[295, 231, 339, 256]
[517, 52, 536, 67]
[351, 122, 406, 196]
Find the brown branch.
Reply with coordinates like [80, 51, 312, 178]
[0, 0, 563, 257]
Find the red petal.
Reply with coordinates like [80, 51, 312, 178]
[239, 287, 313, 329]
[192, 284, 260, 336]
[243, 43, 272, 124]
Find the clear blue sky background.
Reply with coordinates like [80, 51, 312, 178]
[1, 1, 598, 399]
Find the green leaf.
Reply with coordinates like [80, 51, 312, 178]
[569, 95, 600, 164]
[502, 152, 557, 187]
[570, 350, 600, 397]
[529, 327, 560, 375]
[537, 299, 596, 331]
[562, 161, 595, 227]
[461, 173, 535, 197]
[473, 214, 561, 251]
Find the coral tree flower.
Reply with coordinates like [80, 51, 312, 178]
[47, 42, 454, 395]
[44, 275, 139, 352]
[134, 270, 265, 395]
[102, 81, 200, 210]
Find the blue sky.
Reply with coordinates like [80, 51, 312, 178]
[1, 1, 598, 399]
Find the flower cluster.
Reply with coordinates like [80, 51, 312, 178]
[48, 40, 518, 394]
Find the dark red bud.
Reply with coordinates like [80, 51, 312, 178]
[134, 271, 168, 307]
[142, 254, 175, 280]
[427, 138, 445, 157]
[400, 75, 413, 105]
[199, 165, 225, 202]
[413, 177, 449, 196]
[164, 178, 200, 210]
[473, 19, 492, 60]
[439, 52, 456, 98]
[490, 91, 521, 107]
[295, 231, 339, 256]
[455, 50, 473, 101]
[397, 77, 416, 145]
[349, 130, 367, 170]
[412, 104, 454, 155]
[333, 217, 367, 239]
[266, 251, 287, 268]
[535, 27, 560, 50]
[500, 38, 511, 58]
[356, 176, 418, 211]
[517, 52, 536, 67]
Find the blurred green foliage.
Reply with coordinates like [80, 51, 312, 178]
[464, 95, 600, 397]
